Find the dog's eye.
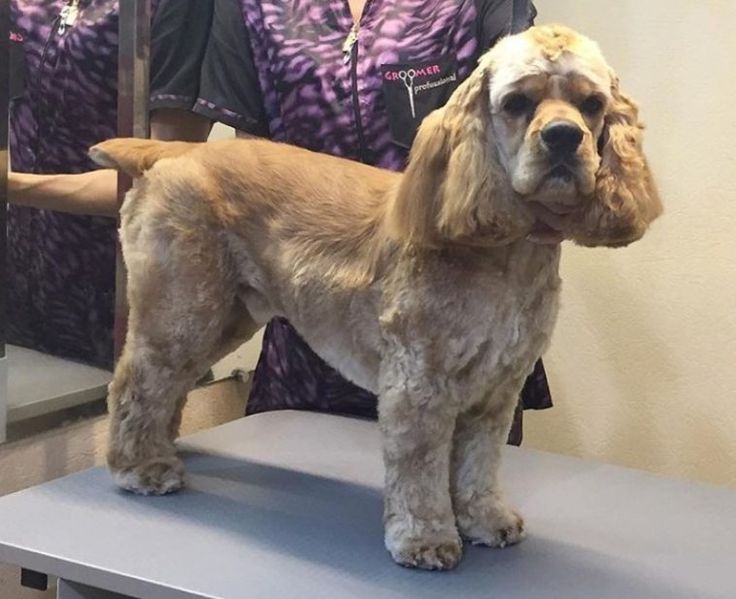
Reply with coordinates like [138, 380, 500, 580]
[580, 95, 604, 116]
[503, 93, 534, 116]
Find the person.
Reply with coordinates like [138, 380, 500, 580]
[7, 0, 213, 368]
[189, 0, 553, 444]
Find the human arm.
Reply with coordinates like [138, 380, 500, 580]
[8, 110, 211, 216]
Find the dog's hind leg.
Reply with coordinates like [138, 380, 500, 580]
[106, 209, 259, 495]
[108, 307, 260, 495]
[165, 310, 260, 443]
[450, 387, 526, 547]
[107, 345, 191, 495]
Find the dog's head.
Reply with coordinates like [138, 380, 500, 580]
[387, 25, 662, 248]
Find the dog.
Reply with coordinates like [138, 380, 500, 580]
[90, 25, 661, 570]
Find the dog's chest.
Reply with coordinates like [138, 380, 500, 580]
[458, 286, 557, 395]
[391, 243, 562, 401]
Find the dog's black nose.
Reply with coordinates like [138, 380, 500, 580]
[541, 121, 584, 155]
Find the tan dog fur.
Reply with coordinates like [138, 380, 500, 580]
[90, 25, 661, 570]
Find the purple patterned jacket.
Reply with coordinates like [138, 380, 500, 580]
[194, 0, 552, 441]
[8, 0, 210, 368]
[8, 0, 121, 368]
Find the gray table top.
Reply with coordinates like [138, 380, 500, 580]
[0, 411, 735, 599]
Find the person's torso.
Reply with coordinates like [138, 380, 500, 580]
[242, 0, 482, 171]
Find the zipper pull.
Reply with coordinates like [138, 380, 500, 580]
[58, 0, 80, 35]
[342, 24, 359, 64]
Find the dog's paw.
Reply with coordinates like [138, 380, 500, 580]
[389, 537, 463, 571]
[112, 456, 185, 496]
[457, 501, 526, 548]
[385, 521, 462, 570]
[394, 540, 463, 571]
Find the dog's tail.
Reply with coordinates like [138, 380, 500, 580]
[89, 138, 200, 178]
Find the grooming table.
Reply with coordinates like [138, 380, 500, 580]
[0, 411, 734, 599]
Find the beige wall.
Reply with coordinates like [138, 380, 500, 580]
[526, 1, 736, 487]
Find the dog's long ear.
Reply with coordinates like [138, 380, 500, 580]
[386, 60, 532, 247]
[573, 74, 662, 247]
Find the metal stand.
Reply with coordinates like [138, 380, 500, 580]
[20, 568, 48, 591]
[114, 0, 150, 361]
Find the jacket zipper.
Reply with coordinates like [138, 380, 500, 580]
[58, 0, 80, 35]
[343, 15, 370, 164]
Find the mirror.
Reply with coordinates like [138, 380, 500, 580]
[1, 1, 254, 443]
[2, 1, 125, 440]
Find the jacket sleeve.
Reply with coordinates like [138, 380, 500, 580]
[149, 0, 214, 111]
[193, 0, 269, 136]
[475, 0, 537, 52]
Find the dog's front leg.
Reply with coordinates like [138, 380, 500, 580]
[451, 390, 525, 548]
[379, 355, 462, 570]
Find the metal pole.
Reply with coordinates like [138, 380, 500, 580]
[114, 0, 150, 360]
[1, 0, 11, 441]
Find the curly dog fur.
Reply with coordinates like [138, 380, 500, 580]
[91, 25, 661, 570]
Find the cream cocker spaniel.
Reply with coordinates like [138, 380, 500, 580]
[91, 25, 662, 571]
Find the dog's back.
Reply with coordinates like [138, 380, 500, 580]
[92, 137, 400, 289]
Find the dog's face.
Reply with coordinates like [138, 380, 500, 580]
[389, 25, 662, 249]
[489, 29, 610, 217]
[486, 26, 663, 245]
